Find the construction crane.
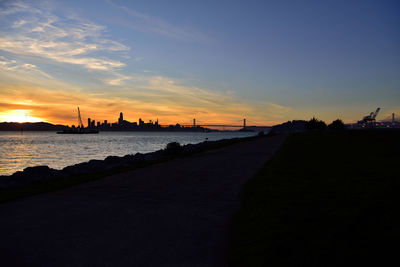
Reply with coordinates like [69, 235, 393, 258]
[77, 107, 84, 129]
[358, 107, 380, 128]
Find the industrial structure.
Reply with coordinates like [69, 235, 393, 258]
[57, 107, 99, 134]
[358, 108, 380, 128]
[77, 107, 84, 128]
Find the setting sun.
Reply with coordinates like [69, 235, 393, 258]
[0, 110, 43, 123]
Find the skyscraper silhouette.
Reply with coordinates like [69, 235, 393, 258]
[118, 112, 123, 125]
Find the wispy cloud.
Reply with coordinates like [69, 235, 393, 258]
[106, 0, 209, 43]
[102, 73, 133, 86]
[0, 1, 41, 16]
[0, 1, 129, 71]
[0, 56, 53, 79]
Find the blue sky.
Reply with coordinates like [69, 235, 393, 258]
[0, 0, 399, 125]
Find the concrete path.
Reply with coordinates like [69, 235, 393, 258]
[0, 135, 286, 267]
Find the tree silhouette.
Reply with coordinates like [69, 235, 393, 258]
[328, 119, 345, 131]
[165, 142, 181, 154]
[306, 117, 327, 130]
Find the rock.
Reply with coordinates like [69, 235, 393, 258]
[86, 160, 110, 172]
[23, 165, 51, 175]
[0, 176, 13, 189]
[63, 162, 95, 175]
[104, 156, 121, 164]
[144, 153, 156, 161]
[1, 166, 65, 188]
[133, 153, 145, 162]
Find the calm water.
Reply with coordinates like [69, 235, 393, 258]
[0, 131, 256, 175]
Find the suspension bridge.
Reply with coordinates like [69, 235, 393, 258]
[161, 118, 271, 129]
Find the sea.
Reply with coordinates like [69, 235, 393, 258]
[0, 131, 257, 176]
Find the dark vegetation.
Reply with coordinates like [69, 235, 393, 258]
[165, 141, 182, 153]
[269, 118, 345, 135]
[230, 130, 400, 266]
[306, 117, 345, 131]
[328, 119, 346, 130]
[305, 117, 327, 130]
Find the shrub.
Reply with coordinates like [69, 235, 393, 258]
[165, 142, 181, 153]
[306, 117, 327, 130]
[328, 119, 346, 131]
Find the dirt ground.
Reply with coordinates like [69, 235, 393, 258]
[0, 135, 286, 267]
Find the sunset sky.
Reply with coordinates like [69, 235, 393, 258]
[0, 0, 399, 126]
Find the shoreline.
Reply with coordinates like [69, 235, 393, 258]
[0, 131, 256, 177]
[0, 131, 258, 177]
[0, 133, 270, 202]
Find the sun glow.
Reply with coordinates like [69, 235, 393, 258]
[0, 110, 43, 123]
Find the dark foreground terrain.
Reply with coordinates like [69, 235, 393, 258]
[231, 130, 400, 266]
[0, 135, 286, 267]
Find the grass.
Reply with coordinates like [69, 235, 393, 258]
[230, 130, 400, 266]
[0, 134, 263, 204]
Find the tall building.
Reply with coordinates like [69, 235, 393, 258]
[88, 118, 91, 128]
[118, 112, 123, 124]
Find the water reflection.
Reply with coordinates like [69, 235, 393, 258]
[0, 131, 256, 175]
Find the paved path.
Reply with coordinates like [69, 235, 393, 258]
[0, 135, 286, 267]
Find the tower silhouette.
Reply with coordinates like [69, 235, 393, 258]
[118, 112, 123, 124]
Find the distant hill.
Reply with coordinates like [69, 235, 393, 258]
[0, 122, 67, 131]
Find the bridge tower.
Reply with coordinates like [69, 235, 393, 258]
[193, 118, 196, 127]
[243, 118, 246, 128]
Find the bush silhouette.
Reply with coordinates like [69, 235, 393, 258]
[165, 142, 181, 153]
[306, 117, 327, 130]
[328, 119, 345, 131]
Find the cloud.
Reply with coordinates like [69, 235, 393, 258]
[103, 73, 133, 86]
[0, 1, 41, 16]
[0, 1, 129, 71]
[0, 56, 53, 79]
[106, 0, 209, 43]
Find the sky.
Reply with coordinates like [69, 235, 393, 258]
[0, 0, 399, 126]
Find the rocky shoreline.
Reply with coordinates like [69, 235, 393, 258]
[0, 136, 260, 189]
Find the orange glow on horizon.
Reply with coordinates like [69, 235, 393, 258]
[0, 81, 288, 127]
[0, 110, 44, 123]
[0, 108, 277, 126]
